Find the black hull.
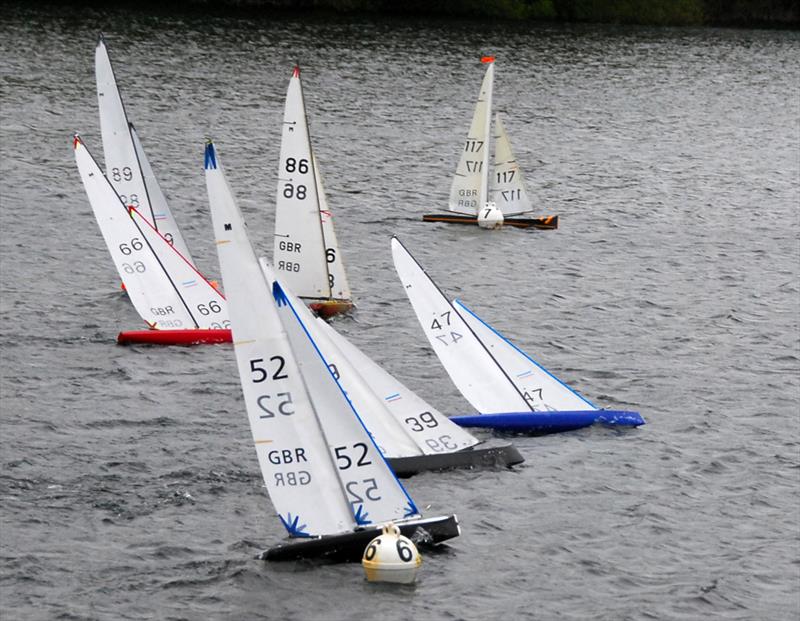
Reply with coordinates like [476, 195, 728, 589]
[261, 514, 460, 562]
[422, 213, 558, 230]
[387, 440, 523, 477]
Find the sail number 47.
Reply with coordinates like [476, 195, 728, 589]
[430, 311, 463, 345]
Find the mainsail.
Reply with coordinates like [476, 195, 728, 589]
[95, 35, 194, 263]
[206, 141, 419, 537]
[74, 135, 227, 330]
[448, 60, 494, 215]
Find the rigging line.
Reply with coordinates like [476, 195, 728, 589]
[393, 236, 534, 413]
[97, 37, 158, 227]
[127, 208, 208, 329]
[128, 123, 159, 228]
[278, 279, 419, 518]
[79, 137, 201, 328]
[295, 70, 333, 300]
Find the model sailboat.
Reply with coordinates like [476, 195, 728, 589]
[423, 57, 558, 230]
[205, 141, 459, 561]
[392, 237, 644, 433]
[96, 34, 195, 261]
[273, 66, 353, 318]
[73, 135, 231, 345]
[258, 259, 523, 476]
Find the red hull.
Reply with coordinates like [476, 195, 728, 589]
[117, 329, 232, 345]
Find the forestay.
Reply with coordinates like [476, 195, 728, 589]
[314, 154, 351, 301]
[129, 207, 229, 330]
[272, 281, 419, 526]
[489, 113, 532, 216]
[448, 60, 494, 215]
[259, 259, 419, 459]
[206, 141, 418, 537]
[391, 237, 530, 414]
[74, 135, 224, 330]
[453, 299, 596, 412]
[315, 317, 479, 455]
[273, 66, 331, 300]
[95, 35, 193, 263]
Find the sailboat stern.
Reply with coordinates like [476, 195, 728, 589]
[260, 514, 460, 562]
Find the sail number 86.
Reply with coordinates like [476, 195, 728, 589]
[285, 158, 309, 174]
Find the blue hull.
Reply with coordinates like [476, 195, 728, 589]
[449, 409, 645, 433]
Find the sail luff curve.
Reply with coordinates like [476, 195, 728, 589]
[273, 66, 331, 301]
[448, 61, 494, 215]
[205, 140, 354, 537]
[391, 237, 532, 414]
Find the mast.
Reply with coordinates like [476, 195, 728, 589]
[479, 56, 495, 208]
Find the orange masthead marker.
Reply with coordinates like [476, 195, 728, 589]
[481, 55, 495, 63]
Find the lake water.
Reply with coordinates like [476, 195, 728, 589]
[1, 3, 798, 620]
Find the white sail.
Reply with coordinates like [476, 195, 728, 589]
[74, 135, 213, 330]
[314, 154, 351, 302]
[129, 124, 194, 262]
[95, 36, 193, 262]
[273, 66, 331, 300]
[448, 60, 494, 214]
[259, 259, 419, 459]
[315, 317, 480, 454]
[206, 141, 417, 537]
[391, 237, 531, 415]
[453, 299, 596, 412]
[272, 281, 419, 526]
[489, 113, 533, 216]
[129, 207, 229, 330]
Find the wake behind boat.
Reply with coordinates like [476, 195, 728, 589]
[391, 236, 644, 434]
[422, 57, 558, 231]
[205, 140, 459, 562]
[273, 66, 354, 318]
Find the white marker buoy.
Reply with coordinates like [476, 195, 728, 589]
[477, 202, 504, 229]
[362, 522, 422, 584]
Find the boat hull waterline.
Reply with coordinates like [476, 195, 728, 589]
[387, 440, 523, 477]
[449, 409, 645, 433]
[422, 213, 558, 230]
[117, 329, 232, 346]
[260, 514, 461, 562]
[307, 298, 355, 319]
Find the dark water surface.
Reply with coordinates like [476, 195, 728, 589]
[1, 4, 798, 620]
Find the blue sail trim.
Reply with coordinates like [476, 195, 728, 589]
[354, 505, 371, 526]
[272, 277, 420, 520]
[280, 512, 311, 538]
[272, 280, 289, 306]
[453, 299, 597, 409]
[204, 142, 218, 170]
